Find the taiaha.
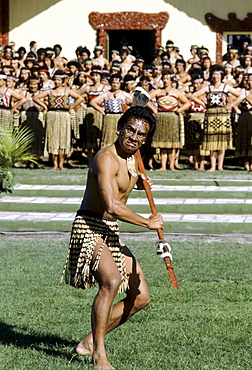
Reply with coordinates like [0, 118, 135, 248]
[135, 150, 179, 290]
[132, 87, 179, 290]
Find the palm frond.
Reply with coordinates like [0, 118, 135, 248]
[0, 126, 38, 166]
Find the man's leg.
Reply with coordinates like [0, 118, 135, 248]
[77, 244, 150, 357]
[90, 242, 122, 369]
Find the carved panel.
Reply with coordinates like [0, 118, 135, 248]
[205, 13, 252, 32]
[89, 11, 169, 57]
[205, 13, 252, 64]
[89, 11, 169, 31]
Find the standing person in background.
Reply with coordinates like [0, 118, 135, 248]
[92, 46, 109, 69]
[227, 74, 252, 171]
[84, 66, 110, 166]
[0, 72, 26, 131]
[33, 70, 83, 170]
[29, 41, 38, 60]
[20, 76, 45, 167]
[191, 65, 241, 171]
[150, 69, 190, 171]
[90, 73, 132, 148]
[53, 44, 67, 71]
[38, 67, 54, 91]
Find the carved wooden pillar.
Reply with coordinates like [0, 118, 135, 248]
[216, 32, 223, 64]
[97, 28, 107, 55]
[0, 0, 9, 45]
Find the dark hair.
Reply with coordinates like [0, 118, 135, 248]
[175, 59, 186, 68]
[30, 41, 37, 48]
[54, 44, 62, 51]
[117, 106, 156, 135]
[209, 64, 225, 81]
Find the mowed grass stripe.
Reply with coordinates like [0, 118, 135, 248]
[6, 188, 252, 199]
[1, 219, 252, 234]
[1, 202, 252, 215]
[13, 177, 252, 187]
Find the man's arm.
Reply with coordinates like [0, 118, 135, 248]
[94, 152, 163, 230]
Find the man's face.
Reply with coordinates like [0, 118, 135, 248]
[54, 47, 61, 56]
[118, 117, 150, 154]
[29, 81, 39, 92]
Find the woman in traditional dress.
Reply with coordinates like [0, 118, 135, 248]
[191, 65, 241, 171]
[227, 74, 252, 171]
[0, 72, 26, 132]
[89, 73, 132, 148]
[19, 76, 46, 166]
[83, 66, 110, 165]
[33, 70, 83, 170]
[185, 74, 208, 170]
[71, 70, 89, 153]
[149, 69, 190, 171]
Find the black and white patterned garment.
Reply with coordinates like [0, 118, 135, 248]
[206, 84, 228, 108]
[104, 98, 124, 114]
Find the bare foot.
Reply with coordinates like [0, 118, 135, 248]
[207, 168, 215, 172]
[50, 166, 58, 170]
[59, 165, 65, 170]
[157, 167, 166, 171]
[76, 339, 93, 356]
[92, 358, 116, 369]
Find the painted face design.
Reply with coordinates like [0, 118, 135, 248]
[119, 117, 150, 153]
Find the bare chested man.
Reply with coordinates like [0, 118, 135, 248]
[62, 106, 163, 369]
[53, 44, 67, 71]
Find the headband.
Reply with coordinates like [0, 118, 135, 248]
[0, 74, 7, 79]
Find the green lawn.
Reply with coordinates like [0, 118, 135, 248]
[1, 235, 251, 370]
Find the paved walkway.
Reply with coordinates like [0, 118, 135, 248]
[12, 184, 252, 192]
[1, 182, 251, 226]
[0, 211, 251, 223]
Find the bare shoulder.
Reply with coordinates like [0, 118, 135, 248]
[93, 146, 120, 175]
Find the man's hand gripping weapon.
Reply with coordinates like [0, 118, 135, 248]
[135, 150, 179, 290]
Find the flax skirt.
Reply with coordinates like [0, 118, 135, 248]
[201, 107, 233, 151]
[101, 113, 122, 148]
[46, 111, 72, 155]
[84, 107, 103, 150]
[61, 214, 128, 294]
[235, 110, 252, 157]
[20, 111, 45, 157]
[0, 108, 13, 132]
[151, 112, 181, 149]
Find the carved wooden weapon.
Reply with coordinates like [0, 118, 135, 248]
[135, 149, 179, 290]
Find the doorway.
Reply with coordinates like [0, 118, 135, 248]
[108, 30, 155, 64]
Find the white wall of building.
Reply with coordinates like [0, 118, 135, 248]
[9, 0, 249, 61]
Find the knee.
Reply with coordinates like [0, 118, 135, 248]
[101, 276, 121, 294]
[134, 291, 151, 311]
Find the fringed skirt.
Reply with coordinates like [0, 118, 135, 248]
[202, 107, 233, 151]
[235, 110, 252, 157]
[46, 111, 72, 155]
[184, 112, 209, 156]
[0, 108, 13, 132]
[84, 107, 103, 150]
[20, 111, 45, 157]
[75, 106, 87, 148]
[101, 113, 122, 148]
[151, 112, 181, 149]
[61, 213, 128, 294]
